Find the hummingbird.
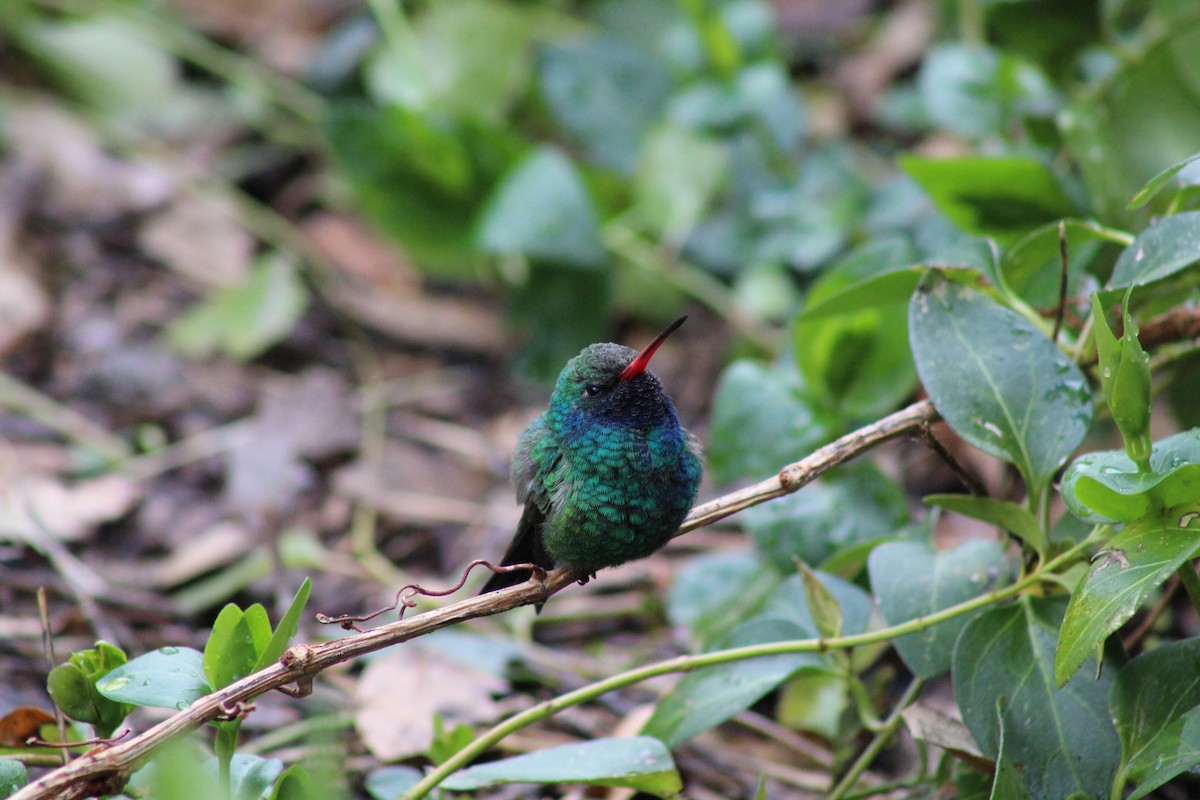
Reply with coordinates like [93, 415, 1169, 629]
[481, 316, 703, 596]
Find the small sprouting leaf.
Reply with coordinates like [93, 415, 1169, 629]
[203, 605, 259, 691]
[1091, 292, 1152, 469]
[1108, 211, 1200, 289]
[1061, 429, 1200, 522]
[45, 642, 134, 738]
[255, 578, 312, 671]
[953, 596, 1120, 800]
[97, 647, 210, 710]
[909, 273, 1092, 498]
[1055, 510, 1200, 686]
[869, 540, 1008, 679]
[797, 562, 842, 639]
[1110, 639, 1200, 800]
[476, 146, 606, 268]
[442, 737, 681, 795]
[924, 495, 1046, 555]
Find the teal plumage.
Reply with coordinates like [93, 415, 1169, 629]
[481, 318, 703, 594]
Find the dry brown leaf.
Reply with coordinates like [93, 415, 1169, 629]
[139, 194, 255, 288]
[355, 644, 506, 760]
[0, 472, 138, 543]
[0, 706, 56, 747]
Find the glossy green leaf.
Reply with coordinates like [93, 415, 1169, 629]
[667, 552, 781, 647]
[167, 255, 308, 362]
[538, 37, 671, 172]
[1110, 638, 1200, 800]
[97, 647, 210, 710]
[255, 579, 312, 671]
[365, 766, 422, 800]
[1061, 429, 1200, 523]
[477, 146, 606, 268]
[45, 642, 133, 738]
[1127, 150, 1200, 209]
[0, 759, 25, 798]
[1055, 511, 1200, 686]
[869, 540, 1008, 679]
[204, 605, 260, 691]
[909, 274, 1093, 496]
[707, 359, 833, 485]
[214, 754, 283, 800]
[743, 463, 909, 571]
[953, 596, 1120, 800]
[442, 737, 681, 795]
[1108, 211, 1200, 289]
[900, 156, 1074, 244]
[641, 618, 827, 746]
[924, 495, 1045, 555]
[1091, 293, 1152, 468]
[795, 238, 919, 420]
[632, 124, 728, 244]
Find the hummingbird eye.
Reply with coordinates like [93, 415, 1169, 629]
[584, 384, 602, 397]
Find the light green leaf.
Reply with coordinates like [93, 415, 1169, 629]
[925, 495, 1045, 555]
[97, 647, 210, 710]
[477, 147, 606, 268]
[255, 578, 312, 671]
[0, 759, 27, 797]
[1127, 150, 1200, 209]
[1091, 293, 1152, 467]
[1110, 638, 1200, 800]
[1055, 511, 1200, 686]
[204, 605, 259, 691]
[1062, 429, 1200, 523]
[1108, 211, 1200, 289]
[442, 737, 681, 795]
[869, 540, 1008, 679]
[909, 273, 1093, 497]
[632, 124, 728, 243]
[953, 596, 1120, 800]
[797, 562, 842, 639]
[365, 766, 422, 800]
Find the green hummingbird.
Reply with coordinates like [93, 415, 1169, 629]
[481, 316, 703, 595]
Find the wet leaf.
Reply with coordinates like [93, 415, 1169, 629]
[97, 647, 210, 710]
[1062, 429, 1200, 523]
[1108, 211, 1200, 289]
[1091, 293, 1151, 468]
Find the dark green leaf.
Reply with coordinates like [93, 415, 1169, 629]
[900, 156, 1074, 244]
[869, 540, 1008, 679]
[641, 618, 827, 746]
[477, 147, 606, 268]
[743, 463, 909, 570]
[1110, 638, 1200, 800]
[538, 37, 671, 172]
[1055, 511, 1200, 685]
[442, 737, 681, 795]
[0, 759, 26, 797]
[924, 495, 1045, 555]
[1062, 429, 1200, 523]
[255, 578, 312, 671]
[509, 263, 610, 382]
[667, 552, 781, 647]
[990, 703, 1032, 800]
[1108, 211, 1200, 289]
[97, 647, 210, 710]
[952, 596, 1120, 800]
[909, 273, 1093, 497]
[1127, 150, 1200, 209]
[1002, 219, 1116, 309]
[707, 359, 833, 485]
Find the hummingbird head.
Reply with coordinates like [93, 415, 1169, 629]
[553, 316, 687, 425]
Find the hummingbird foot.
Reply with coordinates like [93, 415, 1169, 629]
[576, 571, 597, 586]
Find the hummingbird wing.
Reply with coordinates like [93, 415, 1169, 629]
[480, 416, 559, 595]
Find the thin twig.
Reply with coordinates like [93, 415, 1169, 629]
[1052, 220, 1069, 343]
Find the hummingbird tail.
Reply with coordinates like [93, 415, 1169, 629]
[480, 503, 554, 596]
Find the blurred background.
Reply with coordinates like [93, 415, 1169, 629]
[1, 0, 1199, 796]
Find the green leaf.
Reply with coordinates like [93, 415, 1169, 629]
[97, 647, 210, 710]
[167, 255, 308, 361]
[1061, 429, 1200, 523]
[217, 754, 283, 800]
[538, 37, 671, 172]
[924, 495, 1046, 555]
[952, 596, 1120, 800]
[269, 764, 319, 800]
[442, 737, 681, 795]
[45, 642, 134, 738]
[509, 263, 611, 382]
[1127, 150, 1200, 209]
[476, 146, 606, 268]
[869, 540, 1008, 679]
[1055, 511, 1200, 686]
[742, 463, 909, 571]
[667, 552, 781, 647]
[0, 759, 27, 798]
[632, 123, 728, 244]
[990, 702, 1032, 800]
[204, 605, 260, 691]
[255, 578, 312, 671]
[707, 359, 833, 485]
[641, 618, 827, 747]
[1091, 293, 1152, 468]
[1108, 211, 1200, 289]
[365, 766, 422, 800]
[909, 273, 1093, 497]
[797, 562, 842, 639]
[795, 238, 920, 420]
[1110, 638, 1200, 800]
[900, 156, 1074, 244]
[1002, 219, 1117, 309]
